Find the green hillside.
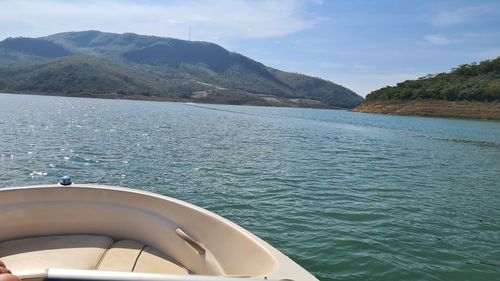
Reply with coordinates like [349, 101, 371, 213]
[0, 31, 363, 108]
[366, 57, 500, 102]
[0, 56, 203, 97]
[0, 37, 72, 58]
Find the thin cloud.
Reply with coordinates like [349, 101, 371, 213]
[317, 62, 343, 69]
[423, 34, 452, 46]
[429, 4, 494, 27]
[0, 0, 318, 42]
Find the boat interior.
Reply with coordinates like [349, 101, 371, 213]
[0, 184, 316, 281]
[1, 234, 189, 278]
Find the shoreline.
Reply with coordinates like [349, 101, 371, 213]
[0, 90, 345, 110]
[352, 100, 500, 120]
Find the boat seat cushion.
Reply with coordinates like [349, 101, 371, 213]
[133, 246, 188, 275]
[0, 235, 189, 276]
[96, 240, 144, 272]
[0, 235, 113, 275]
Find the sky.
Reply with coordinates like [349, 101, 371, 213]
[0, 0, 499, 97]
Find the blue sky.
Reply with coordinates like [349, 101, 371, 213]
[0, 0, 499, 97]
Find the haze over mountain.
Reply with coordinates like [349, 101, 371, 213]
[0, 31, 363, 108]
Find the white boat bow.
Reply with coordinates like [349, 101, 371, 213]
[0, 182, 318, 281]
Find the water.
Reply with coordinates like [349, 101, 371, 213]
[1, 93, 499, 281]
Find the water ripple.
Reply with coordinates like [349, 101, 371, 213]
[1, 94, 499, 281]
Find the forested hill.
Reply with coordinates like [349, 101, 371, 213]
[0, 31, 363, 109]
[352, 58, 500, 120]
[366, 57, 500, 102]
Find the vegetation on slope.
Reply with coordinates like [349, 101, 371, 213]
[0, 56, 208, 98]
[0, 31, 363, 108]
[366, 57, 500, 102]
[0, 37, 72, 58]
[270, 68, 363, 109]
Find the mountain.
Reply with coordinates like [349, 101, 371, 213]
[352, 57, 500, 119]
[0, 31, 363, 108]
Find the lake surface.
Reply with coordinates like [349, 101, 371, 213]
[1, 93, 499, 281]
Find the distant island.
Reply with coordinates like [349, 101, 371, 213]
[353, 57, 500, 120]
[0, 31, 364, 109]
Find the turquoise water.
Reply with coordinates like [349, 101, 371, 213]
[0, 93, 499, 281]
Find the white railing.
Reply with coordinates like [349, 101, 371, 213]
[44, 269, 282, 281]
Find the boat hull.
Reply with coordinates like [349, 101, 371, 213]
[0, 184, 318, 281]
